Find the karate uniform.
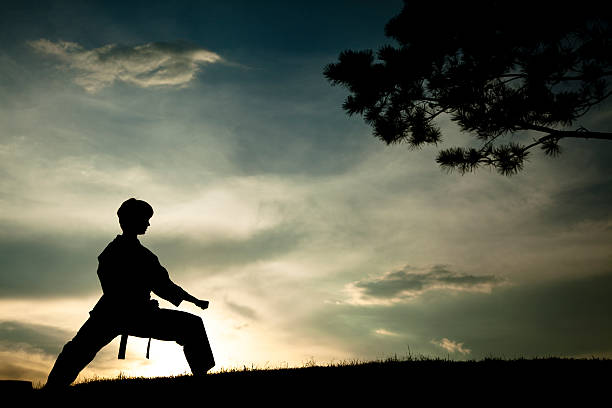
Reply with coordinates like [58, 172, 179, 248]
[46, 235, 215, 387]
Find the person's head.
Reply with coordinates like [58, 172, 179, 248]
[117, 198, 154, 235]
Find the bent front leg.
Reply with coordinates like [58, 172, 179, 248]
[131, 309, 215, 376]
[182, 314, 215, 375]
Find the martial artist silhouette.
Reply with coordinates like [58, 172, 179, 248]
[45, 198, 215, 388]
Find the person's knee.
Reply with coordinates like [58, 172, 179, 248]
[177, 314, 205, 344]
[60, 334, 104, 362]
[60, 339, 77, 355]
[188, 314, 205, 336]
[58, 341, 88, 364]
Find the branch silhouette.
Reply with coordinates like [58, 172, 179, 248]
[324, 2, 612, 175]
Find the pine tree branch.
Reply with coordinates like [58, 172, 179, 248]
[521, 129, 612, 152]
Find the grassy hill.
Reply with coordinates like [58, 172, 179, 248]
[22, 356, 612, 405]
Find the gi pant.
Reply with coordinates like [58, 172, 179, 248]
[46, 307, 215, 388]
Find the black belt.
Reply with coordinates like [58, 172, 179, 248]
[118, 334, 152, 359]
[117, 299, 158, 360]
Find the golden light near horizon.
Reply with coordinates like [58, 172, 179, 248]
[0, 287, 356, 384]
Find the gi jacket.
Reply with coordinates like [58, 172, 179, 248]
[91, 235, 186, 323]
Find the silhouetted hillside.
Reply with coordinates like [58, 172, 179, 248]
[27, 357, 611, 405]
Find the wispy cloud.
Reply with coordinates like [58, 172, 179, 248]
[29, 39, 223, 92]
[431, 338, 471, 355]
[225, 299, 259, 321]
[346, 265, 505, 305]
[0, 320, 70, 356]
[0, 350, 54, 383]
[374, 328, 398, 336]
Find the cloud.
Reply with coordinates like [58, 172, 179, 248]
[0, 223, 303, 298]
[0, 350, 53, 383]
[431, 338, 471, 355]
[225, 299, 258, 321]
[29, 39, 223, 92]
[347, 265, 504, 305]
[0, 320, 71, 356]
[540, 178, 612, 225]
[303, 270, 612, 361]
[374, 328, 398, 336]
[0, 320, 125, 384]
[0, 233, 104, 298]
[150, 224, 304, 274]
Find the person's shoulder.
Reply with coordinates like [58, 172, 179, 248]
[98, 235, 141, 261]
[98, 235, 121, 259]
[137, 242, 152, 252]
[136, 240, 159, 259]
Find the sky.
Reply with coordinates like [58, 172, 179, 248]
[1, 0, 611, 385]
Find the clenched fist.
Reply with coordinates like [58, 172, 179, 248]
[194, 299, 209, 310]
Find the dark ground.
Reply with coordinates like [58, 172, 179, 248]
[16, 358, 612, 405]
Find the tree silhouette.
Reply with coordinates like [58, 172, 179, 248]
[324, 3, 612, 175]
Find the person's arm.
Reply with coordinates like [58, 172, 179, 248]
[179, 289, 209, 310]
[150, 254, 209, 310]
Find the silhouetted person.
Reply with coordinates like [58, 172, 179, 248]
[45, 198, 214, 389]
